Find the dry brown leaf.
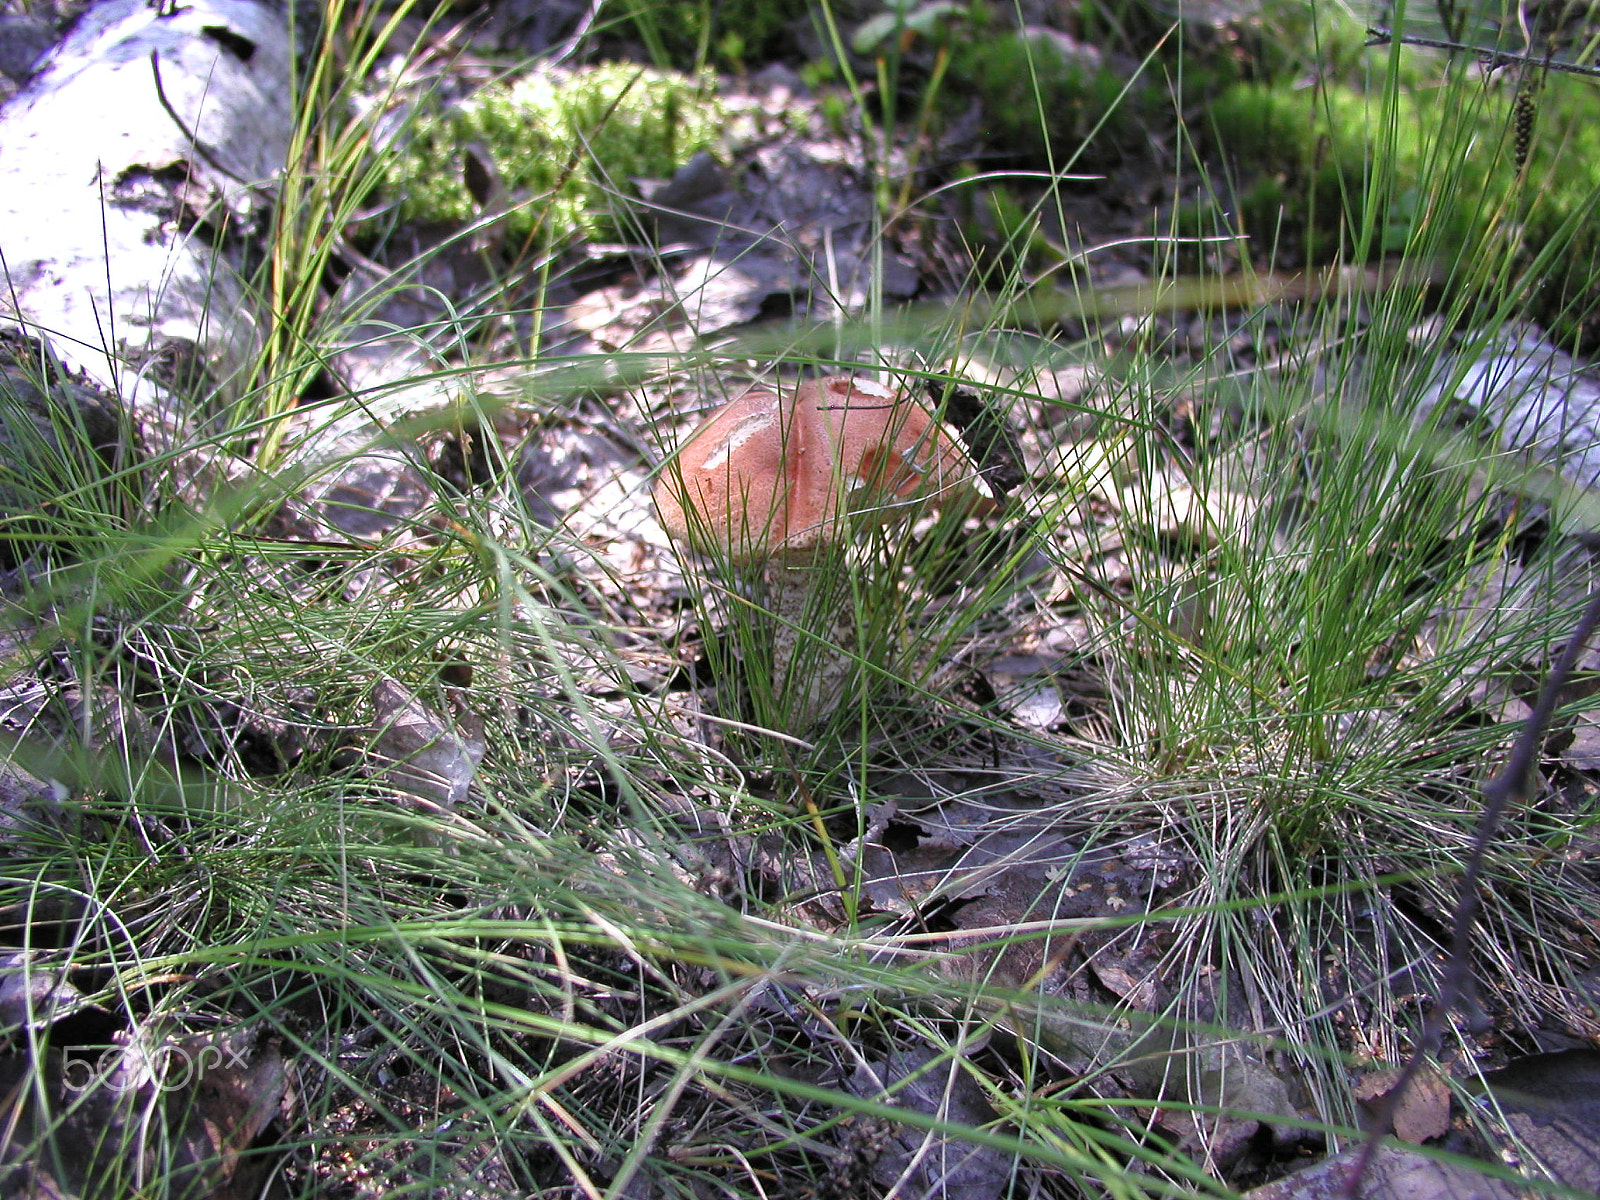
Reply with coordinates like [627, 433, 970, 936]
[166, 1032, 289, 1200]
[364, 676, 486, 815]
[1087, 958, 1158, 1009]
[847, 1048, 1009, 1200]
[0, 951, 93, 1035]
[1354, 1066, 1452, 1144]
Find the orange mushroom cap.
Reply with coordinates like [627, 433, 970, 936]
[653, 375, 997, 562]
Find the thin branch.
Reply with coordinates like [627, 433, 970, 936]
[1346, 543, 1600, 1197]
[149, 49, 248, 185]
[1365, 26, 1600, 78]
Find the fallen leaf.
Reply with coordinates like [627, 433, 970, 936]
[0, 951, 91, 1034]
[1245, 1142, 1521, 1200]
[1355, 1066, 1452, 1144]
[848, 1048, 1009, 1200]
[364, 677, 486, 814]
[1476, 1049, 1600, 1196]
[1250, 1050, 1600, 1200]
[166, 1030, 289, 1200]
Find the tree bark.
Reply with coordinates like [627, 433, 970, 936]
[0, 0, 294, 441]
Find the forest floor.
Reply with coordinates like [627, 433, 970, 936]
[2, 1, 1600, 1198]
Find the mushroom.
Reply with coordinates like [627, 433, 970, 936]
[653, 374, 996, 724]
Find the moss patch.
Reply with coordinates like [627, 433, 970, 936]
[603, 0, 813, 70]
[945, 28, 1152, 167]
[1210, 66, 1600, 328]
[384, 63, 726, 246]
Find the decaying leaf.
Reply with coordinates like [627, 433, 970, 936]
[1251, 1050, 1600, 1200]
[1148, 1041, 1304, 1171]
[1355, 1065, 1452, 1145]
[847, 1048, 1010, 1200]
[1245, 1142, 1521, 1200]
[165, 1030, 289, 1200]
[1475, 1049, 1600, 1196]
[0, 951, 92, 1035]
[1126, 471, 1259, 548]
[564, 135, 920, 353]
[982, 655, 1066, 729]
[1557, 713, 1600, 769]
[0, 1020, 286, 1200]
[364, 676, 486, 814]
[1419, 321, 1600, 493]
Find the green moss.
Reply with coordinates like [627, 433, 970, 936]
[603, 0, 812, 70]
[944, 29, 1150, 166]
[384, 63, 726, 246]
[970, 182, 1061, 278]
[1224, 0, 1374, 87]
[1210, 67, 1600, 325]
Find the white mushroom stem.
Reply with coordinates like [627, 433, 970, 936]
[764, 550, 854, 729]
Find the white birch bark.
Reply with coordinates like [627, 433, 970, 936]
[0, 0, 294, 434]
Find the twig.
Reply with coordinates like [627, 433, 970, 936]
[149, 49, 249, 185]
[1345, 538, 1600, 1197]
[1365, 27, 1600, 78]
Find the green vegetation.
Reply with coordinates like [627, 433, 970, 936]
[5, 0, 1600, 1196]
[1207, 50, 1600, 336]
[605, 0, 815, 68]
[946, 27, 1151, 166]
[383, 61, 726, 245]
[1215, 68, 1600, 250]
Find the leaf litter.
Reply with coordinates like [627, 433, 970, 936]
[4, 7, 1600, 1198]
